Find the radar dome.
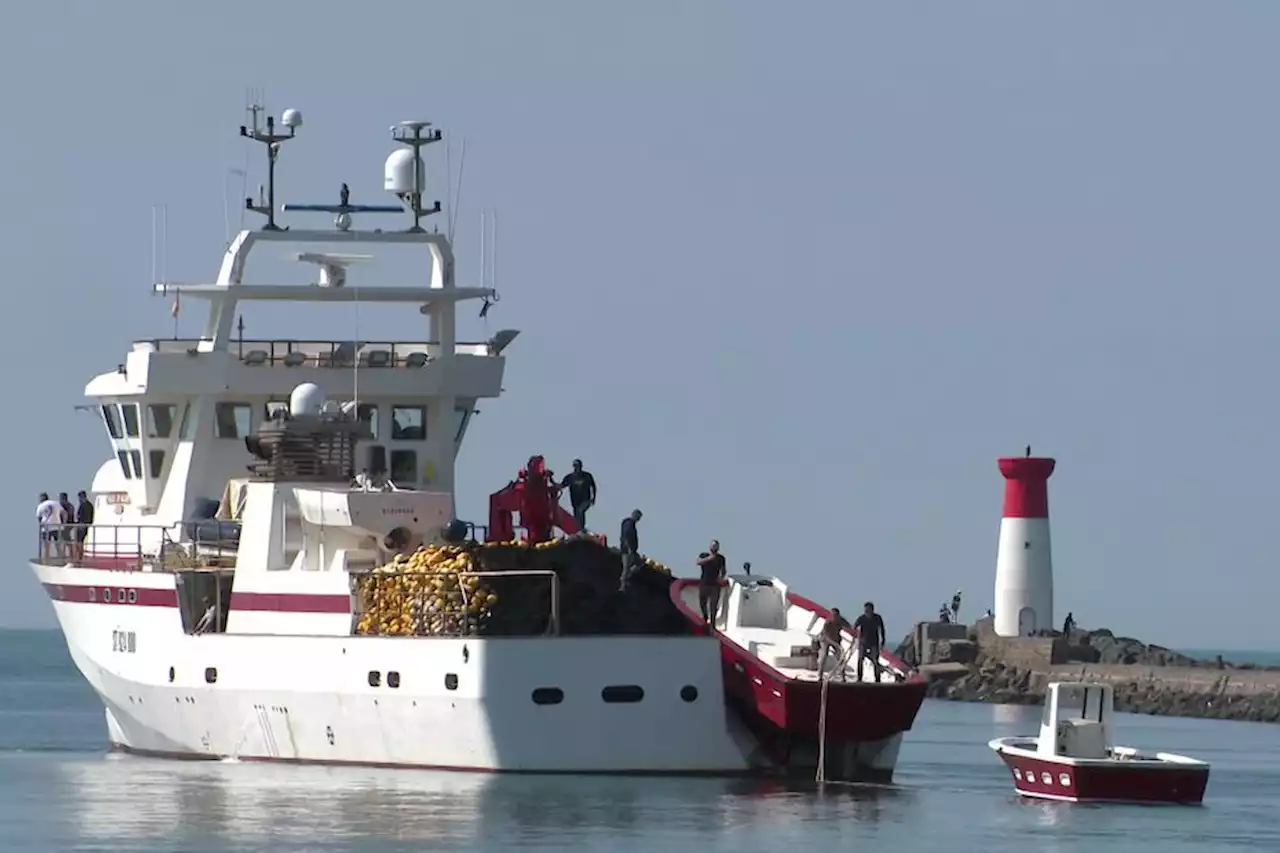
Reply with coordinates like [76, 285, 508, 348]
[289, 382, 326, 417]
[384, 148, 424, 196]
[281, 109, 303, 129]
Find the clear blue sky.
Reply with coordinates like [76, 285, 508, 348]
[3, 2, 1277, 649]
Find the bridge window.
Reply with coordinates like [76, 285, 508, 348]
[601, 685, 645, 704]
[146, 404, 177, 439]
[391, 406, 426, 441]
[148, 450, 166, 479]
[453, 404, 472, 443]
[357, 404, 379, 439]
[120, 404, 140, 438]
[390, 450, 417, 484]
[264, 400, 289, 421]
[214, 403, 252, 439]
[116, 450, 142, 480]
[101, 405, 123, 439]
[367, 445, 387, 476]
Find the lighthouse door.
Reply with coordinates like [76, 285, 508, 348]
[1018, 607, 1036, 636]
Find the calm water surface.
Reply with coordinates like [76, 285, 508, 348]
[2, 629, 1279, 852]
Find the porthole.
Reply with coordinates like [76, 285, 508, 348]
[168, 666, 175, 683]
[1012, 769, 1022, 780]
[103, 588, 112, 603]
[117, 588, 126, 602]
[368, 671, 381, 687]
[532, 687, 564, 705]
[601, 685, 644, 704]
[444, 673, 458, 691]
[387, 671, 401, 689]
[88, 587, 96, 602]
[128, 589, 138, 604]
[679, 685, 699, 703]
[1059, 773, 1071, 786]
[1041, 772, 1052, 785]
[204, 667, 217, 684]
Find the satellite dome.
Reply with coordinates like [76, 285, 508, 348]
[384, 148, 424, 196]
[289, 383, 326, 417]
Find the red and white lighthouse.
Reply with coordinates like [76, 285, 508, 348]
[993, 450, 1056, 638]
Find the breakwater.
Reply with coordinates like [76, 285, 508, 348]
[899, 617, 1280, 723]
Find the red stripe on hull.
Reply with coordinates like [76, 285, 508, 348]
[996, 751, 1209, 804]
[229, 592, 351, 614]
[41, 583, 351, 614]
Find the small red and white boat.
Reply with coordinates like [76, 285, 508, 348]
[989, 681, 1210, 804]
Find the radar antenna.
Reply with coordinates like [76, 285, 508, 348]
[241, 103, 303, 231]
[282, 181, 404, 232]
[389, 121, 444, 233]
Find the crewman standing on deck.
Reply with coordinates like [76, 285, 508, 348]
[618, 509, 643, 591]
[695, 540, 727, 626]
[559, 459, 597, 532]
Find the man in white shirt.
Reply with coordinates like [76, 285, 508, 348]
[35, 492, 66, 562]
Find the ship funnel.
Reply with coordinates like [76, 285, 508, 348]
[992, 454, 1056, 638]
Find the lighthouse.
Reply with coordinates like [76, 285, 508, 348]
[993, 449, 1056, 638]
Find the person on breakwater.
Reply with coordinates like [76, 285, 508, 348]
[951, 589, 962, 622]
[618, 509, 643, 591]
[854, 602, 887, 684]
[1062, 612, 1075, 635]
[559, 459, 597, 532]
[695, 540, 726, 626]
[938, 602, 952, 623]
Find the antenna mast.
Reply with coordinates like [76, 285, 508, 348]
[241, 101, 302, 231]
[390, 121, 444, 233]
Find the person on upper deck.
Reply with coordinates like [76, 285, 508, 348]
[559, 460, 597, 532]
[74, 491, 94, 561]
[618, 509, 643, 592]
[695, 540, 727, 626]
[57, 493, 76, 559]
[854, 601, 887, 684]
[819, 607, 853, 681]
[35, 493, 65, 562]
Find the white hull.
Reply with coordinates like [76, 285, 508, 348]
[37, 562, 904, 777]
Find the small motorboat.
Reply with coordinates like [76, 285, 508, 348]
[988, 681, 1210, 804]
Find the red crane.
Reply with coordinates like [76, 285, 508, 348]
[487, 455, 582, 543]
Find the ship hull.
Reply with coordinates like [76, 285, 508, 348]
[35, 562, 904, 779]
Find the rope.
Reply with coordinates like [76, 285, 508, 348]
[816, 640, 857, 784]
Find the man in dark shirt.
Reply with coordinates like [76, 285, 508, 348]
[695, 540, 727, 626]
[74, 490, 94, 561]
[618, 509, 642, 592]
[853, 601, 887, 684]
[559, 459, 597, 532]
[57, 492, 76, 560]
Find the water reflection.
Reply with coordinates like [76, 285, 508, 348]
[58, 756, 918, 848]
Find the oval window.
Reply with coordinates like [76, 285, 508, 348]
[531, 687, 564, 705]
[601, 685, 644, 704]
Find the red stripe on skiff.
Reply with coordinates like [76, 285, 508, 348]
[42, 583, 351, 613]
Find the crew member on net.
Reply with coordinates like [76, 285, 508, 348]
[819, 607, 853, 680]
[854, 601, 887, 684]
[695, 540, 727, 626]
[618, 509, 643, 592]
[559, 459, 597, 532]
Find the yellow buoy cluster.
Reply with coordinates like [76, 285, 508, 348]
[354, 544, 498, 637]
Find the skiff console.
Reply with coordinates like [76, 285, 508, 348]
[80, 107, 513, 572]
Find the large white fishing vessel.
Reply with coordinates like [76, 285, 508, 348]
[31, 107, 927, 781]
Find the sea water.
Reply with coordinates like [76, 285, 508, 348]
[2, 628, 1279, 852]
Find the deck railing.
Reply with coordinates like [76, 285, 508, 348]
[35, 523, 237, 571]
[132, 338, 496, 367]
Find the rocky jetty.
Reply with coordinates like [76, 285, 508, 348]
[899, 620, 1280, 724]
